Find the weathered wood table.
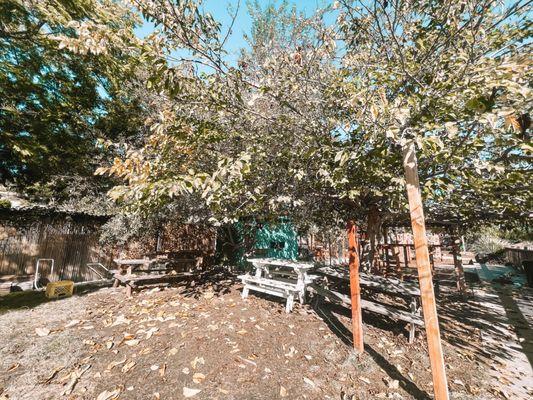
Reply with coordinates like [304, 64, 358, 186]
[238, 258, 315, 313]
[314, 265, 423, 342]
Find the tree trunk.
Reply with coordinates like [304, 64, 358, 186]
[450, 227, 467, 294]
[366, 204, 382, 272]
[402, 140, 449, 400]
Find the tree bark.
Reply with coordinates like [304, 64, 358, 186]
[366, 204, 381, 272]
[402, 140, 449, 400]
[450, 227, 467, 294]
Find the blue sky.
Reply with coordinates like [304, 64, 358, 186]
[134, 0, 333, 65]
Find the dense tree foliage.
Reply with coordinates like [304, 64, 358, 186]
[0, 0, 140, 210]
[1, 0, 530, 231]
[97, 0, 530, 231]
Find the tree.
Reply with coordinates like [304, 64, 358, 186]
[0, 0, 140, 210]
[335, 0, 531, 225]
[101, 0, 531, 232]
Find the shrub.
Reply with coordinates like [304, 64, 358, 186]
[0, 199, 12, 209]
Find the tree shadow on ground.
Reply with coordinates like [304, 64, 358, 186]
[437, 283, 533, 369]
[175, 266, 239, 299]
[0, 281, 110, 314]
[312, 297, 432, 400]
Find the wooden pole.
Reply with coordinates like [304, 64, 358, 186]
[347, 221, 364, 353]
[402, 141, 449, 400]
[450, 227, 467, 294]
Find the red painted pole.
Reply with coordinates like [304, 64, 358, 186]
[347, 220, 364, 353]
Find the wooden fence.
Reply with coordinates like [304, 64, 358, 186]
[0, 209, 112, 282]
[0, 209, 218, 283]
[504, 247, 533, 267]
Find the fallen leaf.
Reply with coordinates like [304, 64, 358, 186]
[237, 329, 247, 335]
[193, 373, 206, 384]
[453, 379, 465, 386]
[111, 315, 130, 327]
[146, 327, 159, 339]
[6, 363, 20, 372]
[121, 360, 136, 373]
[124, 339, 139, 346]
[182, 367, 190, 375]
[169, 348, 179, 356]
[40, 365, 65, 384]
[303, 377, 316, 388]
[106, 357, 127, 371]
[64, 320, 81, 328]
[388, 379, 399, 389]
[285, 347, 297, 358]
[150, 365, 159, 371]
[62, 364, 91, 395]
[159, 364, 166, 377]
[35, 327, 50, 337]
[280, 386, 288, 397]
[97, 388, 121, 400]
[191, 357, 205, 369]
[359, 377, 370, 384]
[183, 387, 201, 397]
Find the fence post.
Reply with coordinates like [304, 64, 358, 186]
[347, 221, 364, 353]
[402, 140, 449, 400]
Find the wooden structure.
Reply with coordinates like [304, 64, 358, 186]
[504, 246, 533, 267]
[112, 256, 203, 297]
[403, 141, 449, 399]
[0, 200, 216, 288]
[315, 266, 423, 343]
[239, 258, 314, 312]
[347, 221, 364, 352]
[0, 207, 111, 282]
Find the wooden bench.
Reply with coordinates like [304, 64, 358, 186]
[238, 274, 302, 312]
[239, 258, 315, 312]
[314, 266, 423, 343]
[113, 272, 197, 297]
[311, 284, 423, 343]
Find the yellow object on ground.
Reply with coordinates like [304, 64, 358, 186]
[45, 280, 74, 299]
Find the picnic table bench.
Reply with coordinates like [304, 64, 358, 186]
[112, 257, 203, 297]
[114, 271, 198, 297]
[238, 258, 316, 313]
[314, 265, 423, 343]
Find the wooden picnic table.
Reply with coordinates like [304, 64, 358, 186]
[315, 265, 423, 343]
[239, 258, 315, 313]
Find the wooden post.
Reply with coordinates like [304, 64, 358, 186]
[402, 141, 449, 400]
[347, 221, 364, 353]
[450, 227, 467, 294]
[402, 245, 409, 269]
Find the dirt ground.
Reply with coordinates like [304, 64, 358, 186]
[0, 270, 529, 400]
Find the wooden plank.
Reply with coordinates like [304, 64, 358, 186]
[113, 259, 152, 265]
[247, 258, 314, 270]
[238, 275, 299, 292]
[347, 221, 364, 352]
[312, 284, 423, 326]
[316, 266, 421, 297]
[402, 140, 449, 400]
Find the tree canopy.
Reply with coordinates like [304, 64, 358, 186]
[0, 0, 141, 210]
[1, 0, 531, 231]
